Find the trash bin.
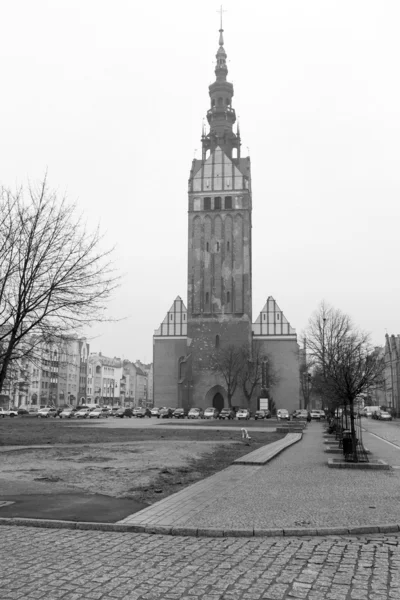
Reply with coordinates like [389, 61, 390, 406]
[342, 430, 352, 455]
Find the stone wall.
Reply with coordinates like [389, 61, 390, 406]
[153, 337, 187, 408]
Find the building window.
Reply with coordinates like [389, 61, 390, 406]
[204, 197, 211, 210]
[215, 335, 220, 348]
[170, 314, 173, 321]
[214, 197, 221, 210]
[205, 292, 209, 305]
[227, 241, 230, 251]
[227, 291, 230, 303]
[206, 242, 209, 252]
[277, 314, 280, 320]
[216, 242, 220, 251]
[225, 196, 232, 209]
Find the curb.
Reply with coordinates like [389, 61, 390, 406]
[0, 517, 399, 538]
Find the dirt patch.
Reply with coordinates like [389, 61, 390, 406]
[0, 435, 283, 504]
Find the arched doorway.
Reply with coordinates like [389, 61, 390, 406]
[212, 392, 224, 412]
[204, 385, 227, 410]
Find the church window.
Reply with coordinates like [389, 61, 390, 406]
[204, 197, 211, 210]
[218, 97, 223, 106]
[227, 241, 230, 251]
[212, 99, 216, 107]
[170, 314, 173, 321]
[214, 197, 221, 210]
[277, 314, 280, 320]
[183, 315, 186, 320]
[263, 314, 266, 321]
[215, 335, 220, 348]
[206, 242, 209, 251]
[227, 291, 230, 303]
[225, 196, 232, 209]
[225, 98, 230, 105]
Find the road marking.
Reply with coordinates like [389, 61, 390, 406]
[0, 501, 15, 508]
[366, 431, 400, 450]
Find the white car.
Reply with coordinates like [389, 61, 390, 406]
[236, 408, 251, 420]
[277, 409, 289, 420]
[37, 408, 57, 418]
[310, 410, 321, 420]
[89, 408, 108, 419]
[203, 407, 219, 419]
[0, 408, 18, 417]
[74, 408, 90, 418]
[188, 408, 204, 419]
[59, 409, 74, 419]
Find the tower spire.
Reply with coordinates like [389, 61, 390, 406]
[200, 9, 241, 160]
[219, 5, 225, 46]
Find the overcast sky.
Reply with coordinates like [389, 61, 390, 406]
[1, 0, 399, 361]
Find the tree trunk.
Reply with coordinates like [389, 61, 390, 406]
[349, 398, 358, 462]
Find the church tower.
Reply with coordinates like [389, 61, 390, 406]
[186, 20, 252, 409]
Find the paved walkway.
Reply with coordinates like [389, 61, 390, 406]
[116, 422, 400, 535]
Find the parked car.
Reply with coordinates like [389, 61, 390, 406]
[88, 408, 109, 419]
[150, 407, 161, 417]
[0, 408, 18, 417]
[114, 408, 133, 418]
[203, 407, 219, 419]
[310, 410, 321, 421]
[37, 407, 57, 418]
[378, 411, 392, 421]
[218, 408, 235, 420]
[159, 407, 174, 418]
[74, 408, 91, 419]
[236, 408, 251, 420]
[188, 407, 204, 419]
[293, 410, 308, 420]
[173, 408, 187, 419]
[254, 409, 270, 420]
[17, 408, 29, 416]
[277, 409, 290, 420]
[59, 408, 75, 419]
[132, 407, 151, 418]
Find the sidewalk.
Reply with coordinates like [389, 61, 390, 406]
[117, 421, 400, 535]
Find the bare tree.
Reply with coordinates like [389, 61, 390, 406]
[211, 344, 243, 408]
[305, 302, 384, 461]
[240, 345, 280, 408]
[0, 178, 119, 394]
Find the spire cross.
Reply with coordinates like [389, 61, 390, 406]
[217, 5, 227, 47]
[218, 5, 227, 31]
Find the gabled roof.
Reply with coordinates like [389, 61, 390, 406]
[154, 296, 187, 337]
[189, 146, 250, 193]
[253, 296, 296, 337]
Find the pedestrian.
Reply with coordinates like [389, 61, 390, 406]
[307, 411, 311, 423]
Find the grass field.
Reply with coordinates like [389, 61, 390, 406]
[0, 417, 283, 446]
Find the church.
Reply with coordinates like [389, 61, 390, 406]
[153, 21, 300, 414]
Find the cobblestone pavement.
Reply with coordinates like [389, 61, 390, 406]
[0, 526, 399, 599]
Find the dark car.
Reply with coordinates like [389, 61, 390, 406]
[254, 409, 270, 420]
[159, 407, 174, 418]
[17, 408, 29, 416]
[218, 408, 235, 420]
[114, 408, 133, 418]
[173, 408, 187, 418]
[132, 407, 151, 418]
